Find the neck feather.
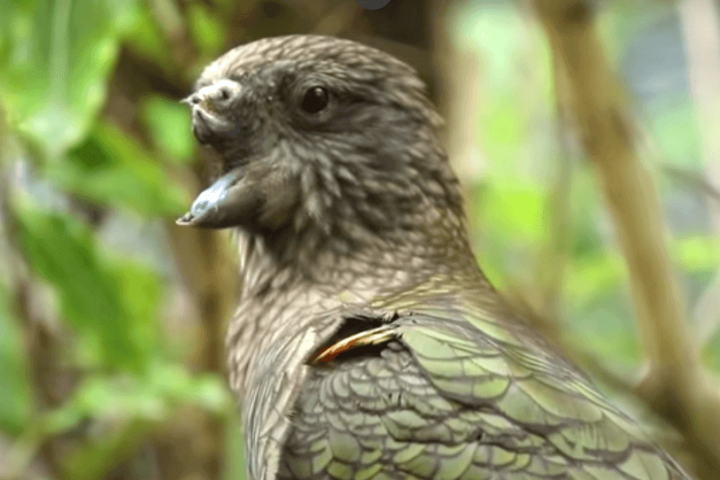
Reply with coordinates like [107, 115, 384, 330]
[236, 202, 482, 297]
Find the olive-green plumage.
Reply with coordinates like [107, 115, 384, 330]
[179, 35, 694, 480]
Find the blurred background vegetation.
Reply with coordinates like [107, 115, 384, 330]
[1, 0, 719, 479]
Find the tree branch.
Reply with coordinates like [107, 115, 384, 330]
[535, 43, 575, 323]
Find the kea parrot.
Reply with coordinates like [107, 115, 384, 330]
[176, 35, 694, 480]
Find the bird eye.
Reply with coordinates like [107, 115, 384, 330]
[301, 86, 329, 114]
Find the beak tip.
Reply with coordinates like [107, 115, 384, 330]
[176, 212, 196, 226]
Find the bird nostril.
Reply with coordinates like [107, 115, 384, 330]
[181, 94, 202, 106]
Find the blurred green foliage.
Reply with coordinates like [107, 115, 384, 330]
[0, 0, 718, 479]
[0, 280, 34, 436]
[449, 1, 720, 372]
[0, 0, 235, 478]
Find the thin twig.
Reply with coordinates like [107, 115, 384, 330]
[535, 45, 575, 322]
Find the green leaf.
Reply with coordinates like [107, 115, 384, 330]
[565, 252, 626, 304]
[567, 293, 641, 369]
[563, 235, 719, 308]
[42, 364, 230, 437]
[479, 180, 546, 243]
[481, 98, 525, 163]
[142, 96, 195, 164]
[123, 5, 173, 70]
[187, 3, 225, 59]
[672, 235, 720, 273]
[78, 375, 167, 421]
[186, 374, 232, 414]
[146, 361, 193, 401]
[45, 364, 231, 480]
[0, 0, 139, 158]
[40, 374, 167, 436]
[0, 281, 35, 435]
[45, 121, 190, 216]
[223, 410, 248, 480]
[106, 256, 163, 358]
[144, 362, 231, 414]
[14, 204, 146, 370]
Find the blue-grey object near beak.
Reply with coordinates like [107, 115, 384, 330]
[176, 169, 259, 228]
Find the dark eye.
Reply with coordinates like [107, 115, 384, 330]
[301, 86, 329, 113]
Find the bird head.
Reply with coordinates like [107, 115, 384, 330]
[177, 35, 463, 259]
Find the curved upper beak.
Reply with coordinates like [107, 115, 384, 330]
[178, 79, 257, 228]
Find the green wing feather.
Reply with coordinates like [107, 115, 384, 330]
[280, 306, 692, 480]
[397, 308, 687, 480]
